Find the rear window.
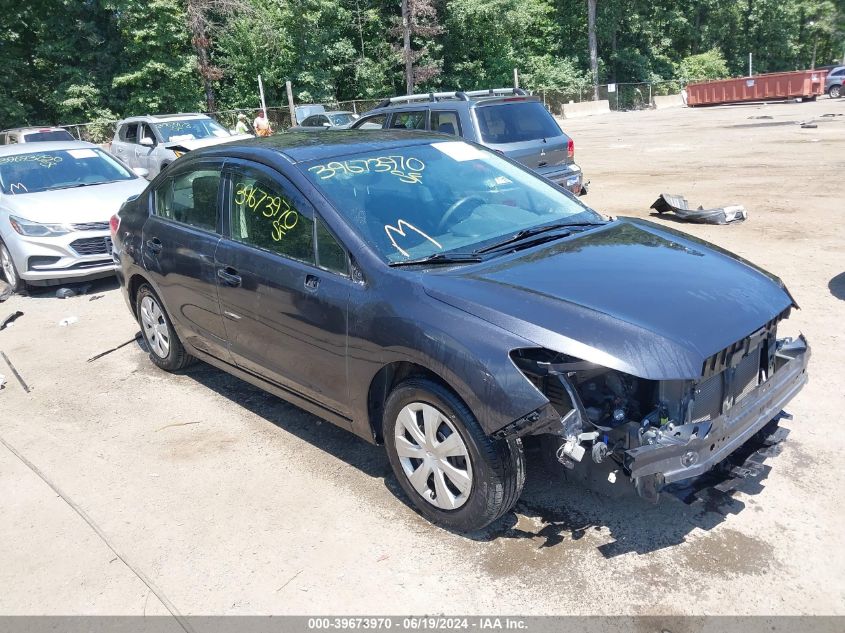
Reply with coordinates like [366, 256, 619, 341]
[22, 130, 74, 142]
[476, 101, 562, 144]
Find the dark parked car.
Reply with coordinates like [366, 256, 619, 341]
[288, 111, 358, 132]
[350, 88, 585, 195]
[112, 131, 809, 532]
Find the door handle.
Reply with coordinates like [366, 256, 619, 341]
[217, 267, 242, 287]
[304, 274, 320, 291]
[145, 238, 163, 254]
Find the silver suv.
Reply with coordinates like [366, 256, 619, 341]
[111, 113, 250, 179]
[350, 88, 585, 195]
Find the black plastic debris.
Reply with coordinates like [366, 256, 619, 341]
[0, 311, 23, 331]
[800, 122, 818, 129]
[651, 193, 748, 225]
[55, 283, 92, 299]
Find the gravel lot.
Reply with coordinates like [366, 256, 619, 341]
[1, 98, 843, 617]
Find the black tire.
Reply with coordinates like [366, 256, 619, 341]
[0, 239, 25, 293]
[829, 85, 841, 99]
[383, 377, 525, 532]
[135, 284, 194, 371]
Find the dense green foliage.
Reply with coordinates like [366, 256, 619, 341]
[0, 0, 842, 128]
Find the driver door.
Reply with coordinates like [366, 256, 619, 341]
[135, 123, 159, 176]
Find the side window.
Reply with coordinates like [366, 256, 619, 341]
[316, 219, 348, 275]
[317, 115, 330, 126]
[140, 124, 156, 145]
[155, 168, 221, 232]
[121, 124, 139, 144]
[355, 114, 386, 129]
[390, 111, 426, 130]
[229, 170, 314, 264]
[430, 111, 461, 136]
[8, 135, 17, 145]
[302, 115, 317, 126]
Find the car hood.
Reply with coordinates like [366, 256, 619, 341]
[422, 219, 795, 380]
[1, 178, 147, 224]
[165, 134, 251, 151]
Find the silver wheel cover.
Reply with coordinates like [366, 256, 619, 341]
[139, 295, 171, 359]
[0, 244, 17, 286]
[394, 402, 473, 510]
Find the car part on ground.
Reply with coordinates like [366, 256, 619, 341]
[0, 310, 23, 330]
[112, 131, 809, 531]
[651, 193, 748, 224]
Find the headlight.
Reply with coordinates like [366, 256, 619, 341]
[9, 215, 70, 237]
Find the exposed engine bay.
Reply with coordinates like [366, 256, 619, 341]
[509, 312, 810, 502]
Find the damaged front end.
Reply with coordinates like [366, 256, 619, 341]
[508, 316, 810, 502]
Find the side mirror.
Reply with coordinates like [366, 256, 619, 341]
[139, 137, 154, 147]
[132, 167, 150, 178]
[322, 122, 332, 127]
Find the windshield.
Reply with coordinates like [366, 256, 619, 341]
[0, 148, 135, 195]
[476, 101, 563, 144]
[328, 113, 355, 126]
[155, 118, 230, 142]
[23, 130, 75, 142]
[304, 141, 601, 263]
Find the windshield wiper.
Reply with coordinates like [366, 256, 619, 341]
[475, 221, 605, 255]
[388, 252, 482, 267]
[474, 223, 574, 254]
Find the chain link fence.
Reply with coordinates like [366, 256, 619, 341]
[57, 79, 691, 142]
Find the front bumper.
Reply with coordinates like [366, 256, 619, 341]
[540, 163, 584, 195]
[625, 336, 809, 489]
[6, 230, 116, 283]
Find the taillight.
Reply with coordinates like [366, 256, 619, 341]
[109, 214, 120, 237]
[567, 138, 574, 159]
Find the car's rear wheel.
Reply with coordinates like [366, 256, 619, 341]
[136, 284, 194, 371]
[829, 85, 841, 99]
[383, 377, 525, 532]
[0, 240, 24, 293]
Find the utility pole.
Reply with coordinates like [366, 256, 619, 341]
[587, 0, 599, 100]
[286, 80, 296, 126]
[513, 68, 519, 89]
[402, 0, 413, 95]
[748, 52, 753, 76]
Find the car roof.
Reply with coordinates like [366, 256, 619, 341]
[117, 113, 210, 124]
[191, 130, 445, 164]
[367, 89, 539, 113]
[1, 127, 68, 134]
[0, 140, 97, 156]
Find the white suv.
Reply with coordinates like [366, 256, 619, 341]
[110, 114, 250, 179]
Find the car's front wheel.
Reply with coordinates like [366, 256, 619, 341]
[383, 377, 525, 532]
[136, 284, 194, 371]
[0, 240, 24, 293]
[829, 85, 841, 99]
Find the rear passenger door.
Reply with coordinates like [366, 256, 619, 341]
[214, 161, 351, 416]
[430, 110, 462, 136]
[142, 159, 230, 361]
[389, 110, 427, 130]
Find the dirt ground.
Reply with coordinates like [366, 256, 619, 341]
[1, 98, 843, 617]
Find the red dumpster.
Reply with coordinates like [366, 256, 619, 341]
[686, 70, 828, 106]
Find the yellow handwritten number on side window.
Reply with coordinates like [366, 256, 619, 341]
[235, 183, 299, 242]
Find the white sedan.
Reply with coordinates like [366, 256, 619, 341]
[0, 141, 148, 292]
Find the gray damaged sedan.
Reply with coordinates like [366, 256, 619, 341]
[113, 132, 809, 532]
[0, 141, 148, 290]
